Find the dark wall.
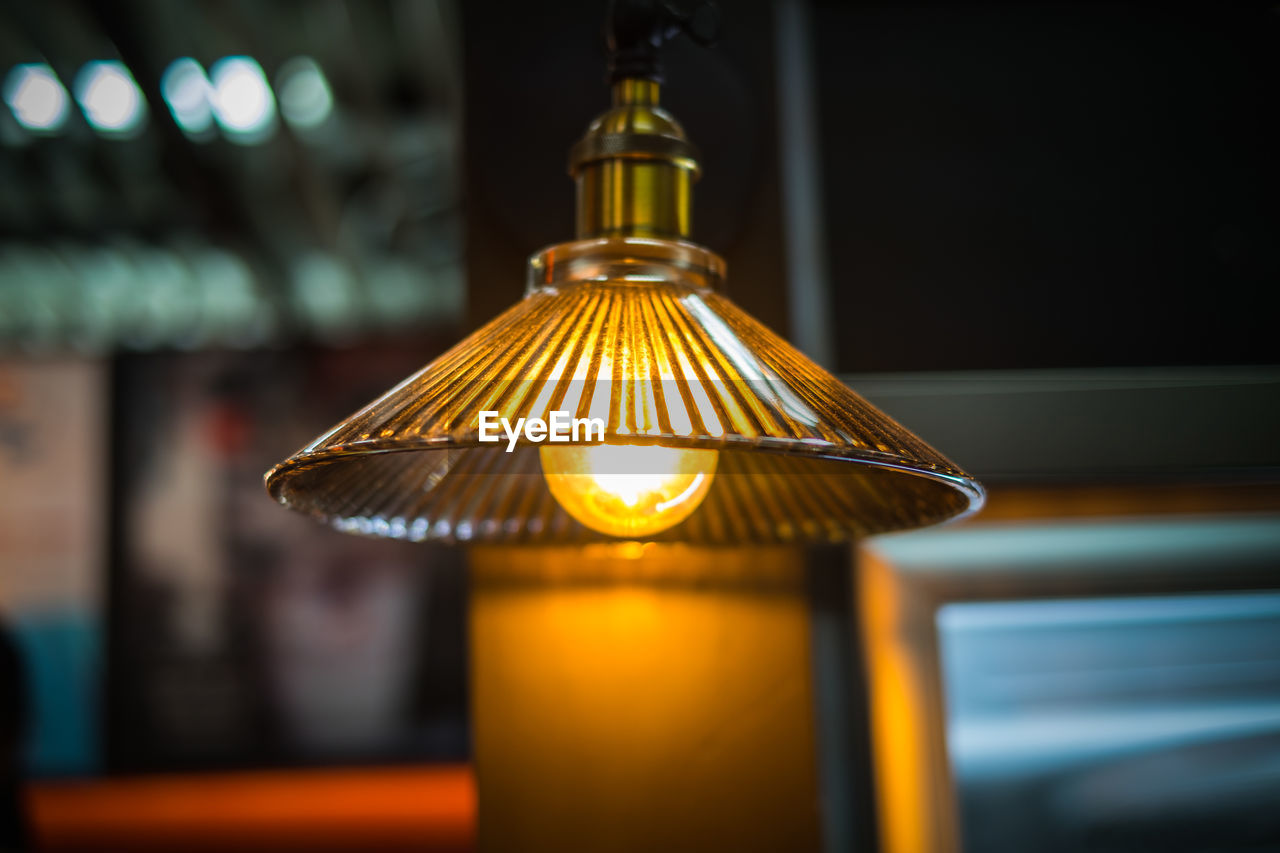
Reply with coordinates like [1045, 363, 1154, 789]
[462, 2, 1278, 372]
[814, 3, 1280, 371]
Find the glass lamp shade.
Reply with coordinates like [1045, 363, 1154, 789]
[265, 236, 983, 544]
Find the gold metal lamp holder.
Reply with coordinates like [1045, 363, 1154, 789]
[569, 0, 719, 239]
[570, 77, 699, 239]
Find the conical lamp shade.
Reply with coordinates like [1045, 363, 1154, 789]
[266, 237, 983, 544]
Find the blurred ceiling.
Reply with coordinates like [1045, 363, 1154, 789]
[5, 1, 1277, 373]
[0, 0, 465, 353]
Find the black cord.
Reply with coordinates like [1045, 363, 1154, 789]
[605, 0, 721, 84]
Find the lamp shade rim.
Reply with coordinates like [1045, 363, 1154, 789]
[265, 439, 986, 529]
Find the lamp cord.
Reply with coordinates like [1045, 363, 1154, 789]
[605, 0, 721, 84]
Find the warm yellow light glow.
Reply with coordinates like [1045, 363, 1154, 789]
[539, 444, 718, 538]
[469, 545, 821, 852]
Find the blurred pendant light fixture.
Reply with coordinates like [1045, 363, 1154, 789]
[266, 1, 983, 543]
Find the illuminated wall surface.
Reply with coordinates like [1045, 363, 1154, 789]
[469, 545, 822, 852]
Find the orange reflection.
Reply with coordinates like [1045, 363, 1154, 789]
[26, 766, 475, 852]
[859, 548, 959, 853]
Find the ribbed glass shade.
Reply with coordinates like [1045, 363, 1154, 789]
[266, 237, 983, 543]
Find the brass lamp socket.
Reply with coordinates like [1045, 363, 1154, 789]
[569, 78, 700, 240]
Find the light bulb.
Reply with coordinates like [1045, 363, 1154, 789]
[540, 444, 718, 538]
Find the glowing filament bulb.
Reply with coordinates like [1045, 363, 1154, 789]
[540, 444, 718, 538]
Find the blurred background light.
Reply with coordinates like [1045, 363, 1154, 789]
[277, 57, 334, 131]
[209, 56, 276, 143]
[73, 61, 146, 137]
[290, 251, 361, 340]
[3, 63, 71, 133]
[160, 58, 214, 138]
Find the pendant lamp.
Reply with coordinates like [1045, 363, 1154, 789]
[266, 1, 983, 544]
